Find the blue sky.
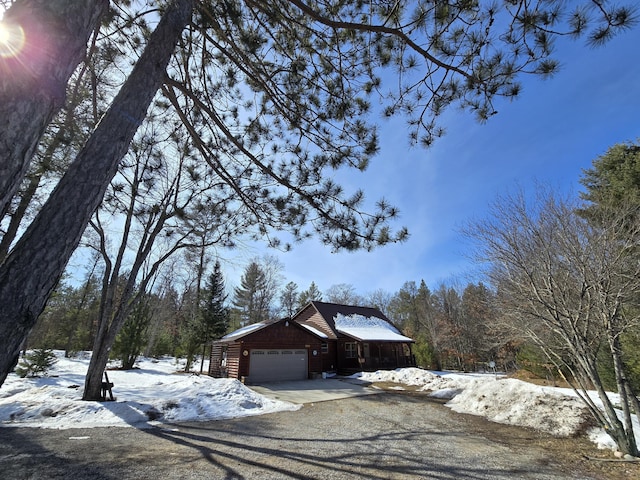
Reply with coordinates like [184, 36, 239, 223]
[226, 23, 640, 298]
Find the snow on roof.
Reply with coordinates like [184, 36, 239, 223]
[299, 323, 329, 339]
[334, 313, 413, 342]
[222, 322, 265, 340]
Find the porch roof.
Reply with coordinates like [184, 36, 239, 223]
[336, 327, 413, 342]
[334, 313, 414, 343]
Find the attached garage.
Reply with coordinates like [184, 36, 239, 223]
[249, 349, 308, 382]
[209, 318, 323, 383]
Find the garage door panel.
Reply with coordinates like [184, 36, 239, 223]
[249, 349, 307, 382]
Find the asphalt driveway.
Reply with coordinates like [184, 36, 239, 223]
[249, 378, 380, 404]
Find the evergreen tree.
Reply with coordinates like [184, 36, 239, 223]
[580, 141, 640, 222]
[280, 281, 299, 318]
[579, 141, 640, 392]
[233, 262, 270, 325]
[26, 273, 101, 355]
[112, 293, 153, 370]
[298, 282, 323, 309]
[15, 349, 57, 378]
[201, 261, 230, 340]
[388, 281, 419, 335]
[192, 260, 230, 372]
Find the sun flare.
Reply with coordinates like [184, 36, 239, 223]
[0, 21, 25, 58]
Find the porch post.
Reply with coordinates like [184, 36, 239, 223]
[357, 342, 365, 371]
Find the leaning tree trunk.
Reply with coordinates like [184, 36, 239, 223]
[0, 0, 194, 388]
[0, 0, 107, 216]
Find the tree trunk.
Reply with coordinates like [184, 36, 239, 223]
[0, 172, 41, 264]
[0, 0, 107, 215]
[200, 344, 207, 373]
[0, 0, 194, 388]
[609, 333, 639, 456]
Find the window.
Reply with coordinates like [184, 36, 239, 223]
[321, 343, 328, 354]
[345, 342, 357, 359]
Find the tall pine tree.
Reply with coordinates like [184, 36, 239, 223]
[297, 282, 323, 309]
[201, 261, 230, 340]
[233, 262, 270, 326]
[280, 282, 299, 318]
[196, 260, 229, 372]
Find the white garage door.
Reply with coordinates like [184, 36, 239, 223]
[249, 349, 308, 383]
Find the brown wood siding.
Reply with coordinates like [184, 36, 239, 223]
[212, 319, 326, 381]
[208, 343, 224, 377]
[239, 320, 323, 377]
[226, 343, 242, 379]
[296, 308, 337, 339]
[322, 341, 337, 372]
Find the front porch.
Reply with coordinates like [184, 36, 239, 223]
[338, 340, 416, 375]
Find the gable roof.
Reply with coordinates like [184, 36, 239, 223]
[219, 316, 330, 343]
[219, 320, 272, 342]
[294, 301, 413, 343]
[309, 301, 391, 325]
[334, 313, 413, 342]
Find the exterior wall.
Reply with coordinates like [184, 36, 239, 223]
[210, 320, 324, 381]
[210, 342, 243, 379]
[209, 343, 224, 377]
[226, 343, 241, 379]
[321, 340, 337, 372]
[240, 321, 323, 381]
[337, 337, 361, 372]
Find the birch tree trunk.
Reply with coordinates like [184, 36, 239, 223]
[0, 0, 194, 387]
[0, 0, 107, 215]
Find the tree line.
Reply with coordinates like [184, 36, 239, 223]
[23, 251, 499, 371]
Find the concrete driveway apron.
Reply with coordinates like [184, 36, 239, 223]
[249, 378, 381, 404]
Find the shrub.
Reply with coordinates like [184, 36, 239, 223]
[15, 349, 58, 378]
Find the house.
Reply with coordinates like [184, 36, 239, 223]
[209, 301, 415, 383]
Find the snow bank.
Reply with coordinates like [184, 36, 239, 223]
[0, 351, 299, 429]
[446, 378, 594, 436]
[354, 367, 639, 450]
[353, 367, 477, 399]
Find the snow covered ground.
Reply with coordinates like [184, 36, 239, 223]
[0, 352, 300, 429]
[1, 352, 638, 454]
